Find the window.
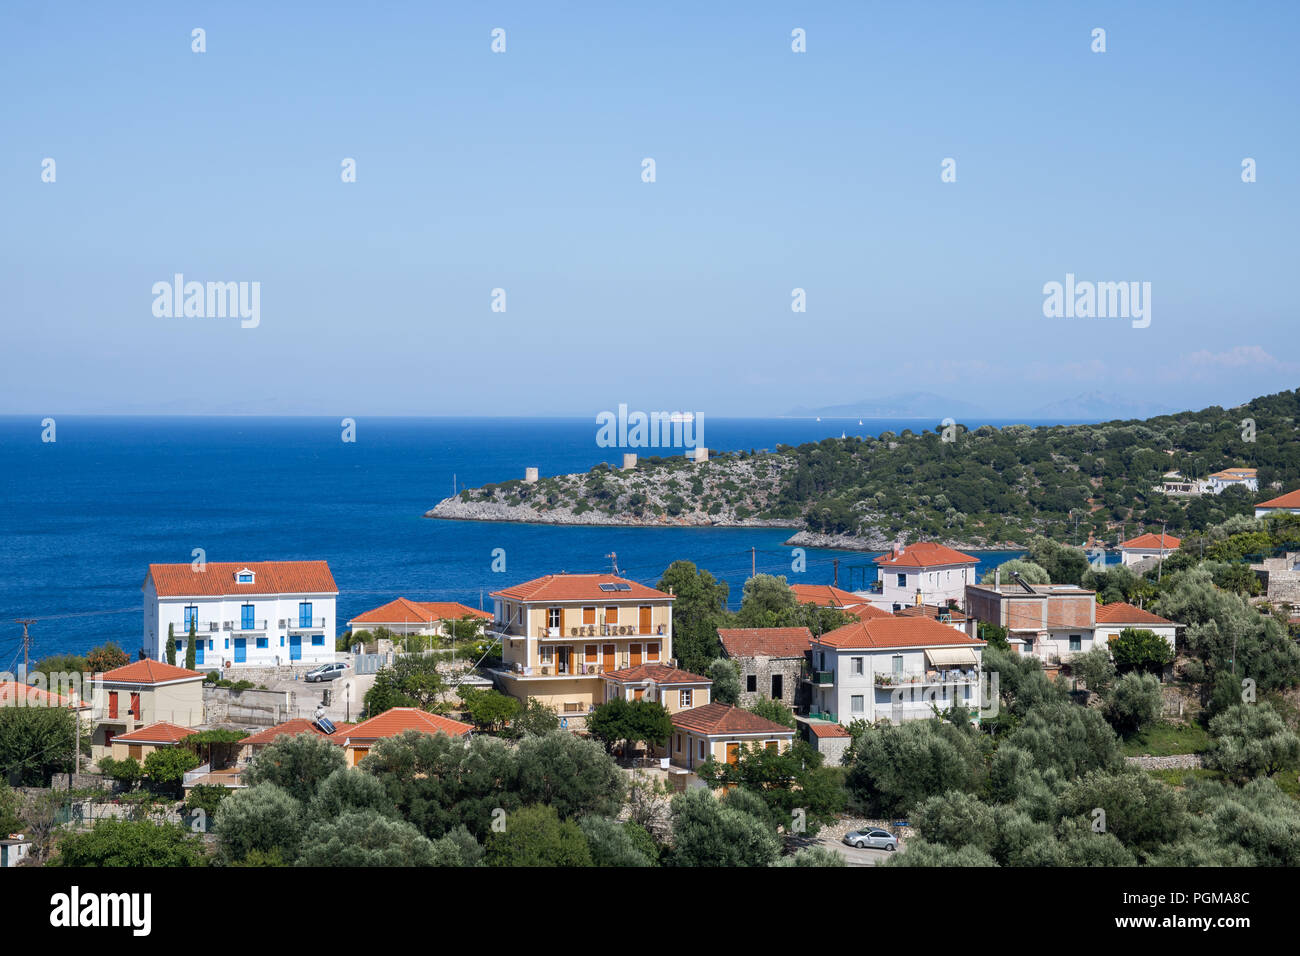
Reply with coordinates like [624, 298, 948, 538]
[646, 642, 660, 662]
[280, 636, 285, 647]
[897, 573, 906, 588]
[108, 692, 118, 719]
[698, 740, 706, 759]
[892, 655, 904, 675]
[184, 605, 198, 629]
[129, 693, 140, 718]
[540, 645, 554, 665]
[1069, 635, 1082, 652]
[241, 604, 255, 629]
[224, 638, 229, 649]
[675, 734, 682, 752]
[604, 606, 619, 625]
[746, 674, 757, 692]
[207, 639, 214, 650]
[237, 571, 253, 583]
[175, 640, 183, 652]
[771, 673, 783, 699]
[681, 689, 692, 708]
[299, 602, 312, 627]
[256, 637, 268, 649]
[311, 636, 324, 646]
[851, 695, 865, 714]
[585, 644, 598, 663]
[547, 607, 561, 629]
[582, 607, 596, 625]
[851, 657, 864, 675]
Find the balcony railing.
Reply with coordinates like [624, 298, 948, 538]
[181, 621, 222, 634]
[810, 670, 835, 686]
[539, 625, 667, 639]
[875, 670, 979, 687]
[283, 617, 327, 630]
[236, 619, 268, 631]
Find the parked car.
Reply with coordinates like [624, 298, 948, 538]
[844, 828, 897, 851]
[305, 662, 350, 683]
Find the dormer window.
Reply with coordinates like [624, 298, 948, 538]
[235, 568, 255, 584]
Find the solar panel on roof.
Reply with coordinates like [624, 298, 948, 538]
[615, 583, 632, 591]
[598, 583, 618, 592]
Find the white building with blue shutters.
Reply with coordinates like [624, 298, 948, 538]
[142, 561, 338, 669]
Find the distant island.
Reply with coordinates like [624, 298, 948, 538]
[426, 390, 1300, 550]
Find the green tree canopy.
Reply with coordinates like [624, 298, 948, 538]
[297, 809, 439, 866]
[484, 804, 592, 867]
[51, 820, 206, 867]
[242, 732, 346, 805]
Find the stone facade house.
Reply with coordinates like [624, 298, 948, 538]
[717, 627, 812, 713]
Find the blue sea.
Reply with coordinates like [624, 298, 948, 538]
[0, 415, 1071, 662]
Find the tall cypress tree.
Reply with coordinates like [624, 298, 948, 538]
[185, 622, 197, 671]
[166, 623, 176, 666]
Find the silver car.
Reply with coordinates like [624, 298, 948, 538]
[305, 662, 349, 683]
[844, 828, 897, 851]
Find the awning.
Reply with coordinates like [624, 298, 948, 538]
[925, 647, 978, 667]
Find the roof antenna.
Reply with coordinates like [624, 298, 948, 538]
[605, 552, 620, 575]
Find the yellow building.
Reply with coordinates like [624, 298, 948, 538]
[669, 703, 795, 771]
[489, 573, 675, 726]
[89, 660, 206, 758]
[600, 663, 711, 714]
[108, 721, 197, 761]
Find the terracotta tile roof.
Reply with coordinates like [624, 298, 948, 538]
[602, 663, 711, 685]
[816, 616, 986, 651]
[1209, 468, 1256, 480]
[873, 542, 978, 568]
[1257, 489, 1300, 509]
[0, 681, 75, 708]
[894, 604, 968, 623]
[97, 660, 206, 685]
[807, 722, 852, 739]
[1119, 533, 1180, 550]
[1095, 602, 1177, 627]
[343, 707, 472, 743]
[671, 703, 795, 737]
[717, 627, 812, 659]
[789, 584, 871, 608]
[348, 597, 492, 626]
[110, 722, 196, 745]
[146, 561, 337, 597]
[491, 573, 670, 603]
[239, 719, 356, 747]
[845, 604, 895, 621]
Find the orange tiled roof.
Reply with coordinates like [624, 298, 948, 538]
[349, 597, 492, 626]
[895, 604, 968, 623]
[1095, 602, 1177, 627]
[1209, 468, 1256, 480]
[602, 663, 711, 685]
[491, 573, 670, 603]
[343, 707, 472, 743]
[1257, 489, 1300, 509]
[1118, 533, 1180, 550]
[671, 703, 795, 737]
[110, 722, 196, 745]
[816, 616, 986, 650]
[845, 604, 895, 622]
[97, 660, 205, 685]
[873, 542, 978, 568]
[239, 719, 356, 747]
[807, 722, 852, 739]
[0, 681, 75, 708]
[146, 561, 337, 597]
[717, 627, 812, 659]
[789, 584, 869, 608]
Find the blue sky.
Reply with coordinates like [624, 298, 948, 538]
[2, 1, 1297, 417]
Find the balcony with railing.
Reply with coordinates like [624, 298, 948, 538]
[809, 669, 835, 686]
[235, 619, 268, 632]
[284, 617, 327, 631]
[874, 669, 980, 688]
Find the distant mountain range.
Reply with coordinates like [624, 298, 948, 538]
[788, 390, 1181, 423]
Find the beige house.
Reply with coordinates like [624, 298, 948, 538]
[346, 597, 492, 637]
[340, 707, 472, 767]
[489, 573, 675, 725]
[89, 660, 206, 758]
[600, 663, 711, 713]
[107, 721, 196, 762]
[669, 703, 794, 771]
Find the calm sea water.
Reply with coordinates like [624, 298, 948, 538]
[0, 415, 1063, 661]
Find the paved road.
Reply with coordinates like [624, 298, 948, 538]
[817, 835, 902, 866]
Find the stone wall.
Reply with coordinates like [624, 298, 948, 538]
[734, 654, 808, 712]
[202, 686, 291, 729]
[1262, 569, 1300, 605]
[1124, 754, 1203, 770]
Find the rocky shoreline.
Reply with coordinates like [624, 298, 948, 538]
[424, 497, 801, 530]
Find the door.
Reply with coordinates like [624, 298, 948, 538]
[771, 673, 783, 701]
[726, 742, 739, 764]
[290, 634, 302, 661]
[195, 640, 205, 666]
[129, 693, 141, 719]
[234, 637, 247, 663]
[630, 643, 642, 666]
[639, 606, 652, 633]
[603, 644, 616, 670]
[634, 688, 645, 701]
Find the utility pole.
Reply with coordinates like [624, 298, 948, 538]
[833, 559, 839, 588]
[15, 619, 35, 681]
[751, 547, 756, 579]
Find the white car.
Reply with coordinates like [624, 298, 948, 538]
[304, 662, 350, 683]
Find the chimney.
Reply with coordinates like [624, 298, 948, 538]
[994, 567, 1001, 589]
